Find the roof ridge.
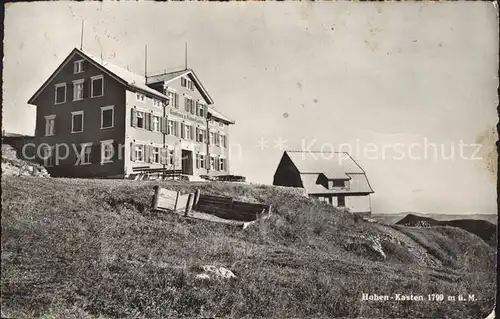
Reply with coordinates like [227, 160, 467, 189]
[285, 150, 348, 154]
[147, 68, 190, 78]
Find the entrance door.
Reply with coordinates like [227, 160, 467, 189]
[181, 150, 193, 175]
[337, 195, 345, 207]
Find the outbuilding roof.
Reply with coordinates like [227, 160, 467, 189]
[283, 151, 374, 195]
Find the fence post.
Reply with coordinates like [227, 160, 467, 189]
[185, 193, 193, 217]
[194, 189, 200, 207]
[152, 186, 160, 210]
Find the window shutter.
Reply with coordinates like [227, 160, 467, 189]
[131, 109, 137, 127]
[130, 142, 136, 161]
[174, 93, 179, 108]
[145, 112, 151, 131]
[181, 123, 185, 139]
[163, 118, 167, 134]
[160, 148, 167, 164]
[184, 98, 189, 112]
[145, 145, 151, 163]
[112, 141, 119, 161]
[224, 135, 228, 148]
[181, 77, 186, 87]
[195, 154, 200, 169]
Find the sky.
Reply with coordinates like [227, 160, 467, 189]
[3, 1, 498, 214]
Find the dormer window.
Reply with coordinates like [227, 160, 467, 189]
[329, 180, 346, 189]
[74, 60, 84, 74]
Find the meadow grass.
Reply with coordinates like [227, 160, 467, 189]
[1, 177, 496, 318]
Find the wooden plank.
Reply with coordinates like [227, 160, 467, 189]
[199, 194, 233, 202]
[176, 193, 192, 211]
[155, 188, 179, 211]
[185, 194, 193, 217]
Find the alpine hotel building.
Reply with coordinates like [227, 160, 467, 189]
[28, 48, 235, 179]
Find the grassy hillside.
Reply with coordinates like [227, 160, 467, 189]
[1, 177, 496, 318]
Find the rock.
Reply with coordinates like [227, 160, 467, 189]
[195, 265, 236, 280]
[195, 273, 211, 280]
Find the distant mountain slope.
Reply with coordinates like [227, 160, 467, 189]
[372, 213, 498, 225]
[395, 213, 497, 246]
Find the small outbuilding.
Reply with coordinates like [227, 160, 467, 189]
[273, 151, 374, 216]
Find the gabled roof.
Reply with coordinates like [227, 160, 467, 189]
[208, 106, 235, 125]
[146, 69, 214, 105]
[28, 48, 168, 105]
[283, 151, 373, 195]
[286, 151, 365, 178]
[147, 69, 234, 124]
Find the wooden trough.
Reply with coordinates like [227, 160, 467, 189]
[152, 186, 271, 228]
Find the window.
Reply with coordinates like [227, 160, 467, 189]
[210, 156, 215, 170]
[331, 180, 346, 188]
[209, 132, 216, 145]
[136, 93, 145, 102]
[100, 140, 114, 164]
[196, 153, 206, 169]
[219, 158, 225, 171]
[153, 99, 162, 108]
[152, 115, 160, 132]
[221, 135, 227, 148]
[71, 111, 84, 133]
[44, 115, 56, 136]
[184, 97, 195, 114]
[167, 149, 174, 165]
[167, 120, 177, 136]
[218, 134, 224, 147]
[136, 111, 144, 128]
[166, 90, 179, 108]
[152, 147, 160, 164]
[196, 128, 205, 142]
[101, 106, 114, 129]
[184, 124, 193, 140]
[54, 83, 66, 104]
[73, 80, 84, 101]
[91, 75, 104, 97]
[74, 60, 84, 74]
[181, 77, 193, 90]
[80, 143, 92, 165]
[42, 146, 54, 167]
[196, 102, 205, 117]
[134, 144, 145, 162]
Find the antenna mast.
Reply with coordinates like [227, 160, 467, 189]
[184, 42, 188, 70]
[80, 20, 84, 50]
[145, 44, 148, 80]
